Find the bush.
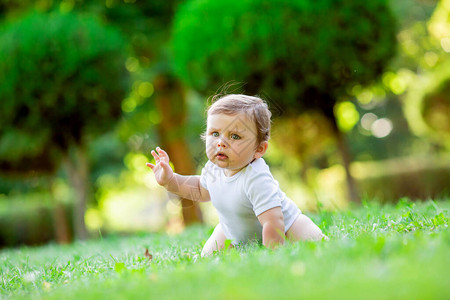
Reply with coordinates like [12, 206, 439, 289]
[172, 0, 397, 111]
[353, 156, 450, 202]
[0, 11, 129, 172]
[422, 76, 450, 138]
[0, 194, 74, 248]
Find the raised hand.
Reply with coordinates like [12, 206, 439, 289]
[146, 147, 174, 187]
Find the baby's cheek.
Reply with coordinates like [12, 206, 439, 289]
[205, 140, 216, 157]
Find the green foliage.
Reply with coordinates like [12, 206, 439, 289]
[401, 61, 450, 151]
[1, 0, 184, 66]
[172, 0, 397, 111]
[0, 11, 129, 172]
[386, 0, 450, 152]
[422, 74, 450, 136]
[0, 0, 34, 17]
[0, 193, 73, 247]
[351, 156, 450, 202]
[0, 199, 449, 299]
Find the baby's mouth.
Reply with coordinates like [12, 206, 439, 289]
[216, 152, 228, 160]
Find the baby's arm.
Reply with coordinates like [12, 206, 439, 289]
[257, 207, 285, 249]
[146, 147, 210, 202]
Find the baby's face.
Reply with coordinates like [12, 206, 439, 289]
[206, 113, 259, 177]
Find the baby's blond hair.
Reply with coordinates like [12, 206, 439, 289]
[206, 94, 271, 145]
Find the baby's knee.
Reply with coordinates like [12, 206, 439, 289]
[287, 214, 326, 242]
[201, 224, 227, 256]
[201, 238, 220, 257]
[201, 247, 212, 257]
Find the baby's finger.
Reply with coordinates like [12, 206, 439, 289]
[146, 163, 154, 169]
[156, 147, 169, 158]
[151, 150, 160, 162]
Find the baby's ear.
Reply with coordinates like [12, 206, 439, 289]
[254, 141, 269, 159]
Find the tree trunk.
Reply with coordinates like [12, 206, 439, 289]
[48, 179, 72, 244]
[322, 99, 360, 204]
[63, 146, 89, 240]
[52, 201, 72, 244]
[154, 74, 203, 225]
[333, 123, 360, 204]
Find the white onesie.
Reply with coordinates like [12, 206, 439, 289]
[200, 158, 301, 244]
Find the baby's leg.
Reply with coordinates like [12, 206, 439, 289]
[286, 214, 327, 242]
[201, 223, 227, 257]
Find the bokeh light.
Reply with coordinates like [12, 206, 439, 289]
[125, 57, 139, 72]
[371, 118, 393, 138]
[441, 37, 450, 52]
[361, 113, 378, 131]
[138, 82, 154, 98]
[335, 101, 360, 132]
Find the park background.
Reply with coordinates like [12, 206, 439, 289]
[0, 0, 449, 247]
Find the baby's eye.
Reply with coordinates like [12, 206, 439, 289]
[231, 133, 241, 140]
[211, 132, 219, 137]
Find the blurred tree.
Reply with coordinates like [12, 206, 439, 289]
[0, 11, 129, 239]
[171, 0, 397, 203]
[422, 75, 450, 142]
[0, 0, 203, 228]
[385, 0, 450, 153]
[88, 0, 203, 225]
[272, 112, 335, 182]
[407, 64, 450, 149]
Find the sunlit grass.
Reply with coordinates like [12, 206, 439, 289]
[1, 198, 449, 299]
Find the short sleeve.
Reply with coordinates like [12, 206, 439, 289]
[246, 171, 282, 217]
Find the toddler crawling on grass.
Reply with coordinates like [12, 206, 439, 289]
[147, 94, 326, 256]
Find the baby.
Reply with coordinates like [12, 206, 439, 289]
[147, 94, 325, 256]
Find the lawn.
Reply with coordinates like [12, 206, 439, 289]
[1, 198, 449, 300]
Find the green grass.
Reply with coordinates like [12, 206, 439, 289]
[1, 198, 449, 300]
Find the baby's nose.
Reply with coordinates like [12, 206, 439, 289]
[217, 138, 227, 148]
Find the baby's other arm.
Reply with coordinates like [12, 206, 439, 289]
[146, 147, 210, 202]
[257, 207, 285, 249]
